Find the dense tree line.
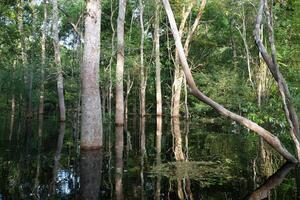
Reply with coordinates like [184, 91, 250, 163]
[0, 0, 299, 161]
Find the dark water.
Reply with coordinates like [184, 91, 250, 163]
[0, 115, 299, 199]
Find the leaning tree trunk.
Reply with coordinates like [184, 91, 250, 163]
[162, 0, 297, 163]
[254, 0, 300, 159]
[115, 0, 127, 126]
[52, 0, 66, 121]
[39, 0, 47, 115]
[81, 0, 103, 149]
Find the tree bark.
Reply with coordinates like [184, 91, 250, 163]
[154, 0, 162, 117]
[80, 0, 103, 149]
[139, 0, 146, 118]
[172, 117, 185, 161]
[235, 5, 254, 87]
[108, 0, 116, 120]
[39, 0, 47, 115]
[171, 0, 206, 118]
[162, 0, 297, 163]
[171, 2, 193, 117]
[52, 0, 66, 121]
[115, 0, 127, 126]
[257, 24, 270, 108]
[124, 73, 133, 132]
[18, 0, 29, 118]
[254, 0, 300, 159]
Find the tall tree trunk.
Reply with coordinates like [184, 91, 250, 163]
[18, 0, 28, 118]
[154, 1, 163, 170]
[254, 0, 300, 159]
[115, 0, 127, 125]
[9, 60, 17, 141]
[81, 0, 103, 149]
[39, 0, 47, 115]
[108, 0, 116, 120]
[52, 0, 66, 121]
[154, 0, 162, 117]
[162, 0, 297, 163]
[139, 0, 146, 118]
[235, 5, 254, 87]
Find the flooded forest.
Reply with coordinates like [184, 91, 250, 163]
[0, 0, 300, 199]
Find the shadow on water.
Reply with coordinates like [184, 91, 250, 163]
[0, 115, 299, 199]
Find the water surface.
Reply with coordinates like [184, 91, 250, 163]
[0, 115, 298, 199]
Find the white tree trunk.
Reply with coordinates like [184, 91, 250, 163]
[162, 0, 297, 163]
[52, 0, 66, 121]
[115, 0, 127, 125]
[39, 0, 47, 115]
[81, 0, 103, 149]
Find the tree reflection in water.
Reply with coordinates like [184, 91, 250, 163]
[115, 126, 124, 200]
[247, 162, 295, 200]
[80, 149, 103, 200]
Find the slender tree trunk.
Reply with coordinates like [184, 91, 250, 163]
[155, 116, 162, 200]
[172, 0, 206, 118]
[236, 5, 254, 87]
[28, 0, 37, 118]
[162, 0, 297, 163]
[9, 60, 17, 141]
[139, 0, 147, 165]
[254, 0, 300, 159]
[154, 0, 163, 167]
[139, 0, 146, 118]
[171, 2, 193, 117]
[124, 73, 133, 132]
[52, 0, 66, 121]
[108, 0, 116, 120]
[81, 0, 103, 149]
[39, 0, 47, 115]
[115, 0, 127, 125]
[154, 0, 162, 117]
[9, 94, 15, 141]
[18, 0, 28, 118]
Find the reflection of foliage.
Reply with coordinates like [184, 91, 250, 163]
[150, 161, 243, 187]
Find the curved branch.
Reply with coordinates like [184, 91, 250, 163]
[162, 0, 297, 163]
